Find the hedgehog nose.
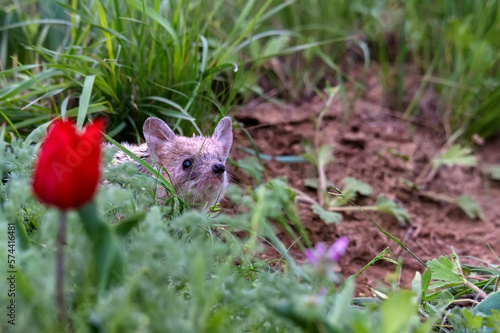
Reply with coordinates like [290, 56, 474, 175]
[212, 163, 226, 174]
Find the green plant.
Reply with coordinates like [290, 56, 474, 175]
[411, 144, 485, 220]
[299, 133, 410, 225]
[0, 0, 281, 138]
[3, 113, 500, 332]
[415, 249, 500, 332]
[405, 0, 500, 139]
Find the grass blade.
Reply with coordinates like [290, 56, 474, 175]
[77, 75, 96, 129]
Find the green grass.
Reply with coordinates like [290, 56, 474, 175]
[1, 0, 279, 139]
[403, 0, 500, 139]
[2, 133, 500, 332]
[3, 0, 500, 140]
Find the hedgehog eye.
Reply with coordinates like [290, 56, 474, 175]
[182, 159, 192, 169]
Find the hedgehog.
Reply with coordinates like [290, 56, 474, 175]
[111, 117, 233, 208]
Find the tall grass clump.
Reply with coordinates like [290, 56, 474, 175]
[4, 0, 500, 140]
[232, 0, 382, 102]
[1, 0, 394, 135]
[404, 0, 500, 139]
[0, 0, 295, 139]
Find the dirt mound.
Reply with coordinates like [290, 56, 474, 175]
[226, 75, 500, 295]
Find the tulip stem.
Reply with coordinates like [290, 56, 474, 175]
[56, 212, 67, 327]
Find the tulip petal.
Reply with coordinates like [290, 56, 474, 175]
[32, 118, 105, 210]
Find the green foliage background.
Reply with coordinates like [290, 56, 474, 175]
[2, 0, 500, 140]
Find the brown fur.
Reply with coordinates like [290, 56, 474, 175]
[111, 117, 233, 208]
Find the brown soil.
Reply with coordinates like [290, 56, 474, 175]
[225, 69, 500, 295]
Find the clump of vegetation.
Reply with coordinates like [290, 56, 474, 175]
[3, 0, 500, 141]
[2, 135, 500, 332]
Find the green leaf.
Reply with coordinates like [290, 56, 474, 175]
[24, 121, 52, 145]
[485, 310, 500, 330]
[0, 124, 5, 180]
[475, 291, 500, 316]
[124, 0, 178, 43]
[317, 144, 334, 168]
[343, 177, 373, 196]
[330, 278, 355, 323]
[483, 165, 500, 181]
[262, 35, 290, 59]
[15, 219, 31, 250]
[375, 195, 410, 225]
[411, 272, 422, 301]
[381, 290, 419, 333]
[97, 1, 115, 62]
[455, 195, 485, 220]
[0, 64, 39, 76]
[237, 157, 264, 184]
[0, 70, 63, 102]
[94, 231, 124, 293]
[427, 255, 464, 289]
[432, 145, 476, 169]
[300, 142, 317, 166]
[202, 63, 238, 79]
[114, 211, 147, 237]
[452, 308, 485, 330]
[334, 177, 373, 206]
[413, 268, 432, 304]
[67, 102, 110, 118]
[421, 268, 432, 297]
[311, 204, 342, 224]
[14, 268, 35, 302]
[94, 76, 119, 100]
[303, 177, 318, 189]
[77, 75, 96, 129]
[77, 202, 124, 294]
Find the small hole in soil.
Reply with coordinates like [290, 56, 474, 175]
[340, 137, 366, 149]
[241, 118, 259, 127]
[351, 125, 360, 133]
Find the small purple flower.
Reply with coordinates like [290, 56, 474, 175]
[305, 237, 349, 266]
[304, 242, 326, 266]
[327, 236, 349, 262]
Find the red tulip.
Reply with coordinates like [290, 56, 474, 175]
[32, 118, 106, 210]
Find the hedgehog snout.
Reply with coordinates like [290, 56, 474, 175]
[212, 163, 226, 174]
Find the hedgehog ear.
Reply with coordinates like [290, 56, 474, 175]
[143, 117, 176, 157]
[212, 117, 233, 158]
